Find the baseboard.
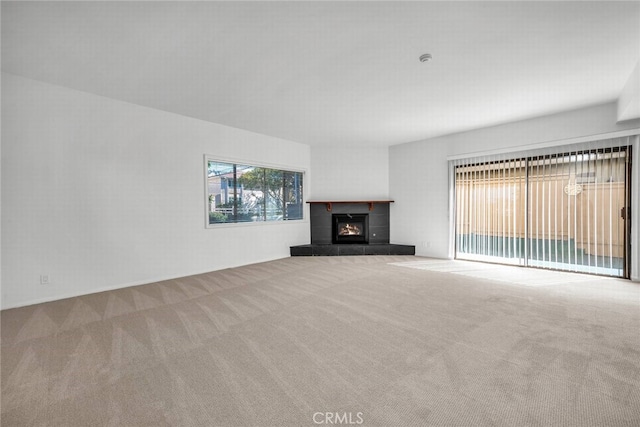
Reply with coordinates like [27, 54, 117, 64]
[1, 256, 290, 311]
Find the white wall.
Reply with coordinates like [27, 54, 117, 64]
[389, 139, 449, 250]
[390, 102, 640, 276]
[0, 73, 3, 310]
[1, 73, 311, 309]
[310, 146, 389, 200]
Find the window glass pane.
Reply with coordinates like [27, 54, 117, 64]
[230, 164, 254, 223]
[265, 168, 284, 221]
[207, 161, 235, 224]
[284, 171, 304, 220]
[238, 166, 265, 221]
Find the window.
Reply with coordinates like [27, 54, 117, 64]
[205, 159, 304, 225]
[453, 144, 632, 278]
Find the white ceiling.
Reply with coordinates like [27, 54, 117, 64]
[2, 1, 639, 147]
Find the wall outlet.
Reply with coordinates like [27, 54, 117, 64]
[40, 275, 50, 285]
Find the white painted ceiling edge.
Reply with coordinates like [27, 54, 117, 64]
[2, 1, 639, 147]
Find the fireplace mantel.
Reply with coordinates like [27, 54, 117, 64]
[307, 200, 394, 212]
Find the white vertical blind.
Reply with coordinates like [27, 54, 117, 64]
[452, 137, 633, 277]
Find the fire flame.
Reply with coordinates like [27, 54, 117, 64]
[339, 223, 361, 235]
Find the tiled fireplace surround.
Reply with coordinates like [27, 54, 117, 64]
[290, 201, 415, 256]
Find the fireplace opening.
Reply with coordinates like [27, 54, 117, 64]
[333, 214, 369, 244]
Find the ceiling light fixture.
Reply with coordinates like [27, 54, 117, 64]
[419, 53, 432, 63]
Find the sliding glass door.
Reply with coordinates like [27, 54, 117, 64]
[454, 145, 631, 277]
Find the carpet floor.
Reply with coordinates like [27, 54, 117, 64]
[1, 256, 639, 426]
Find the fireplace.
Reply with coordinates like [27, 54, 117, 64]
[333, 214, 368, 244]
[290, 201, 415, 255]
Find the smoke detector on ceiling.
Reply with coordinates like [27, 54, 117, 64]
[419, 53, 432, 63]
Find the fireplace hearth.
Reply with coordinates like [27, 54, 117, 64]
[333, 214, 368, 244]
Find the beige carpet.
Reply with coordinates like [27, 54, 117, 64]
[2, 256, 639, 426]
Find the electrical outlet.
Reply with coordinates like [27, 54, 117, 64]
[40, 275, 50, 285]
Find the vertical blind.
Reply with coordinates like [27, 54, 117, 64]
[452, 138, 632, 277]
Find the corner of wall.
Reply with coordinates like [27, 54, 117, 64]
[618, 61, 640, 122]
